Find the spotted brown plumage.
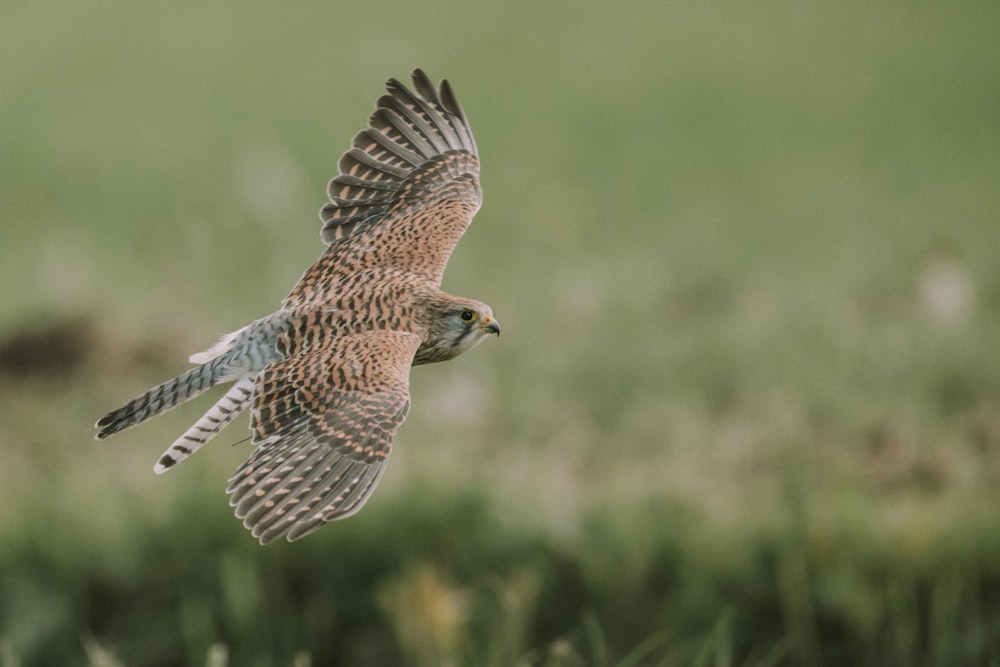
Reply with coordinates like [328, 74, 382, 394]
[95, 70, 500, 544]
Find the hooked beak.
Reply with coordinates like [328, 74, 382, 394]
[481, 317, 501, 336]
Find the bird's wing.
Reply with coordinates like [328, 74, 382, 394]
[227, 330, 419, 544]
[318, 68, 482, 285]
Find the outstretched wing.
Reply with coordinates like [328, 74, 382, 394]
[227, 330, 420, 544]
[319, 68, 481, 285]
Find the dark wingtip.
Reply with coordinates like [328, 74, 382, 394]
[409, 69, 464, 119]
[256, 528, 281, 546]
[438, 78, 464, 119]
[411, 67, 430, 86]
[410, 68, 440, 104]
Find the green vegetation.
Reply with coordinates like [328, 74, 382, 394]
[3, 0, 1000, 665]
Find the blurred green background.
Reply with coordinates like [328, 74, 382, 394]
[3, 1, 1000, 665]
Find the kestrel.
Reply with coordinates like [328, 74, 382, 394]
[95, 69, 499, 544]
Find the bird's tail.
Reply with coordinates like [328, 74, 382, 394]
[153, 375, 256, 473]
[94, 354, 245, 440]
[95, 310, 290, 440]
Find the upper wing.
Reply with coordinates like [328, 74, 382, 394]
[319, 69, 482, 285]
[227, 330, 420, 544]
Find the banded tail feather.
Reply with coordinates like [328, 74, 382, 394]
[95, 311, 289, 440]
[95, 356, 236, 439]
[153, 376, 256, 474]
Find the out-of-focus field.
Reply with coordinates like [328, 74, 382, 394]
[3, 1, 1000, 665]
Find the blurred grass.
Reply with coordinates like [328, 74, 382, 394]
[3, 0, 1000, 665]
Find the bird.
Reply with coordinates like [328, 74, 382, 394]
[95, 69, 499, 544]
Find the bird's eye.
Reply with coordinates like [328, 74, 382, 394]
[460, 309, 477, 322]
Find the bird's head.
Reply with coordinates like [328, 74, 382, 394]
[415, 297, 500, 364]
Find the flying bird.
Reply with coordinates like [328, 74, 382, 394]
[95, 69, 499, 544]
